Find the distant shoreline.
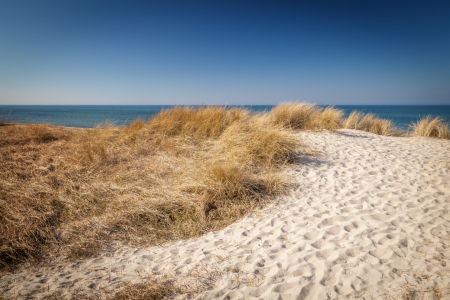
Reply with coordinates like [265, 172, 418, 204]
[1, 104, 450, 131]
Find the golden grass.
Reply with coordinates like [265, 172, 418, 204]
[343, 111, 402, 136]
[271, 102, 402, 136]
[410, 116, 450, 139]
[0, 106, 302, 268]
[270, 101, 343, 131]
[148, 106, 249, 138]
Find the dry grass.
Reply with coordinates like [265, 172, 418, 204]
[0, 111, 13, 126]
[343, 111, 402, 136]
[0, 119, 10, 126]
[0, 106, 302, 268]
[410, 116, 450, 139]
[109, 280, 183, 300]
[0, 279, 189, 300]
[270, 102, 402, 136]
[381, 280, 450, 300]
[271, 102, 319, 130]
[270, 101, 343, 131]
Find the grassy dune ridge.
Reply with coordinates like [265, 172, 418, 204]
[1, 103, 449, 270]
[0, 106, 301, 268]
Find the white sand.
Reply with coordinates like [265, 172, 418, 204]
[1, 129, 450, 299]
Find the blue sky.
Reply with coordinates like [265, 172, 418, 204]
[1, 0, 449, 105]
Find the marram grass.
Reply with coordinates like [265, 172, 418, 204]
[0, 106, 302, 268]
[410, 115, 449, 139]
[342, 111, 402, 136]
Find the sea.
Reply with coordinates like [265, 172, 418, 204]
[1, 105, 450, 133]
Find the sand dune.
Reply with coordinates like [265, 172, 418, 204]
[1, 129, 450, 299]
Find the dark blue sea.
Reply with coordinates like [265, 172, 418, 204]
[1, 105, 449, 132]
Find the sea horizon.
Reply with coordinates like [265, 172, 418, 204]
[1, 104, 450, 132]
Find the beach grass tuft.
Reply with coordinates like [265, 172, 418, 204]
[271, 102, 400, 136]
[410, 116, 449, 139]
[270, 101, 343, 131]
[343, 111, 402, 136]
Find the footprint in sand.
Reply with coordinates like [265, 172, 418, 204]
[326, 226, 342, 236]
[304, 231, 320, 240]
[378, 233, 401, 246]
[359, 269, 383, 283]
[320, 271, 337, 286]
[318, 216, 346, 228]
[311, 240, 330, 249]
[273, 281, 302, 293]
[352, 179, 363, 185]
[341, 206, 357, 213]
[361, 213, 392, 222]
[382, 205, 396, 212]
[291, 264, 313, 277]
[346, 248, 363, 257]
[388, 183, 403, 188]
[317, 250, 339, 260]
[348, 199, 362, 205]
[341, 268, 355, 278]
[369, 248, 393, 259]
[344, 222, 366, 233]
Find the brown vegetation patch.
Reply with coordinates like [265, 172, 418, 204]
[270, 101, 343, 131]
[410, 116, 449, 139]
[271, 101, 402, 136]
[342, 111, 402, 136]
[0, 279, 189, 300]
[0, 106, 302, 268]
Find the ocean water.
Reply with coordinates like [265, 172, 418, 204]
[1, 105, 449, 132]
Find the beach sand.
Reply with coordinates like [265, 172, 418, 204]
[1, 129, 450, 299]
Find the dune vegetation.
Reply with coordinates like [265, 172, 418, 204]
[1, 103, 446, 270]
[0, 106, 302, 268]
[410, 116, 450, 139]
[342, 111, 402, 136]
[271, 101, 402, 135]
[271, 102, 344, 131]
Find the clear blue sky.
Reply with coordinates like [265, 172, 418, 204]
[1, 0, 449, 105]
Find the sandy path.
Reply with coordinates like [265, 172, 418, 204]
[1, 129, 450, 299]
